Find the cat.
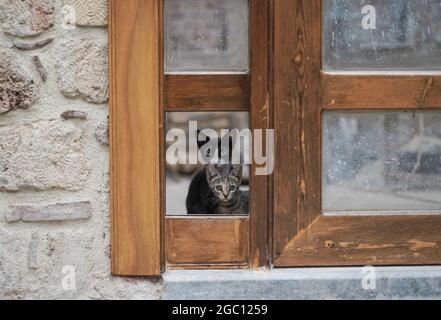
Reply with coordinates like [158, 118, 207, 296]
[186, 130, 249, 215]
[206, 164, 249, 215]
[186, 164, 249, 215]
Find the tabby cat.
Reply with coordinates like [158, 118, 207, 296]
[186, 131, 249, 215]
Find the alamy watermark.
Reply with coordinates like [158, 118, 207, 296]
[166, 121, 274, 176]
[361, 266, 377, 290]
[61, 265, 76, 290]
[62, 4, 76, 30]
[362, 5, 377, 30]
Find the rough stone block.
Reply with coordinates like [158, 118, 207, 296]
[57, 38, 108, 104]
[93, 278, 162, 300]
[94, 120, 109, 145]
[0, 49, 39, 114]
[61, 110, 88, 120]
[0, 120, 89, 191]
[6, 201, 92, 222]
[65, 0, 108, 27]
[0, 0, 55, 37]
[32, 55, 48, 82]
[4, 209, 21, 222]
[13, 37, 54, 50]
[27, 233, 39, 269]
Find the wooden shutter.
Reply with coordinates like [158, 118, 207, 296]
[109, 0, 161, 276]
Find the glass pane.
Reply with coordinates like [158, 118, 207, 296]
[164, 0, 249, 73]
[323, 111, 441, 214]
[324, 0, 441, 71]
[165, 112, 250, 215]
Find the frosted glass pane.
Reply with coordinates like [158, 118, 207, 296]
[324, 0, 441, 71]
[164, 0, 249, 73]
[323, 111, 441, 214]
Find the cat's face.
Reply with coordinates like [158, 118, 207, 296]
[206, 164, 242, 202]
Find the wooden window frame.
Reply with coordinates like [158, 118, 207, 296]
[110, 0, 271, 275]
[164, 0, 272, 270]
[110, 0, 441, 276]
[273, 0, 441, 267]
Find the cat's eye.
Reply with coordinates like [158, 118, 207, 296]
[229, 186, 236, 192]
[216, 186, 223, 192]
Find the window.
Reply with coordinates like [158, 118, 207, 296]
[323, 0, 441, 71]
[164, 0, 249, 73]
[110, 0, 270, 275]
[162, 0, 271, 270]
[274, 0, 441, 267]
[109, 0, 441, 276]
[323, 111, 441, 214]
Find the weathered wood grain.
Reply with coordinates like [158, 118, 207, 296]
[276, 215, 441, 266]
[109, 0, 161, 276]
[165, 74, 250, 111]
[323, 74, 441, 109]
[273, 0, 322, 261]
[166, 217, 249, 268]
[250, 0, 272, 268]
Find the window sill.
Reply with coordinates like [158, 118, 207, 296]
[162, 267, 441, 300]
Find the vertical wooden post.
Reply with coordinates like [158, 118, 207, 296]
[109, 0, 161, 276]
[250, 0, 273, 268]
[273, 0, 322, 260]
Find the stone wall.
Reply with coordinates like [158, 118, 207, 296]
[0, 0, 161, 299]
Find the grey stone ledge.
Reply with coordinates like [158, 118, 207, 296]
[162, 267, 441, 300]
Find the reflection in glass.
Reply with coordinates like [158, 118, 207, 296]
[323, 111, 441, 213]
[164, 0, 249, 73]
[324, 0, 441, 71]
[166, 112, 250, 215]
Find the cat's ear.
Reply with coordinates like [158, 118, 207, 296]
[231, 165, 243, 183]
[206, 164, 220, 183]
[197, 130, 210, 150]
